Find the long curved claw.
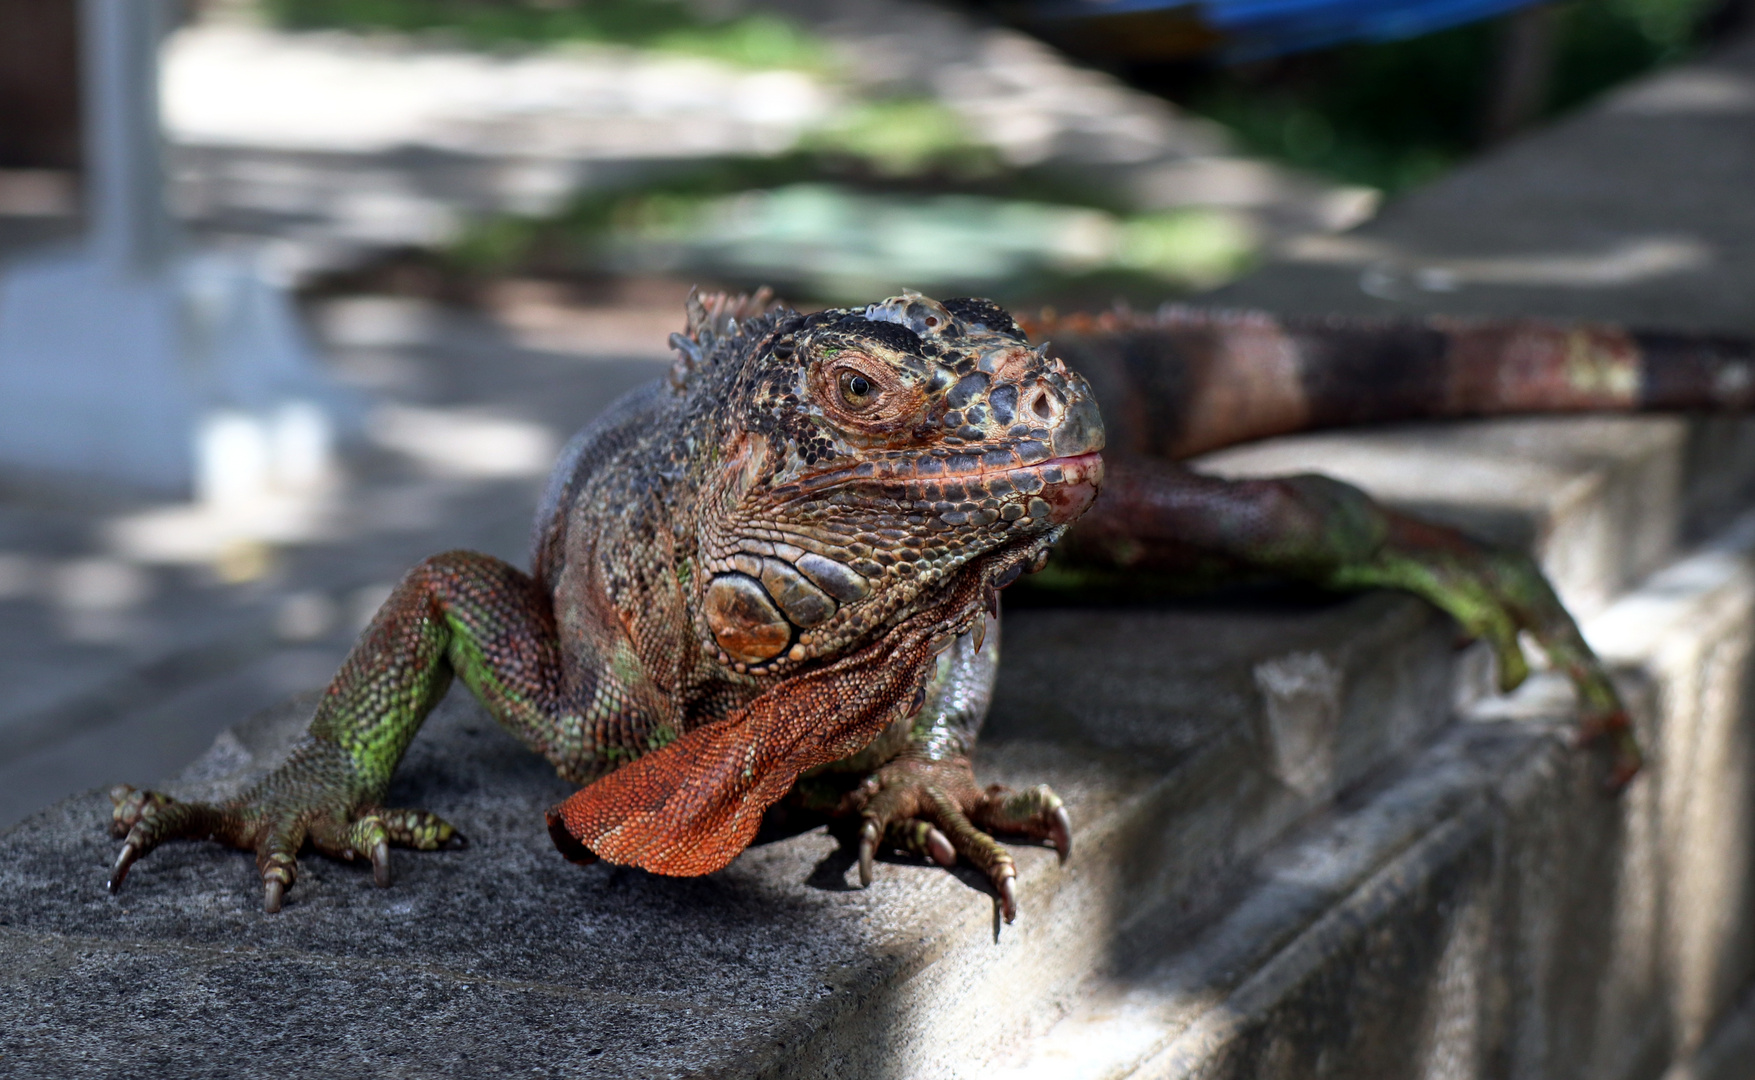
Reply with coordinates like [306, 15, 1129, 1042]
[334, 814, 394, 888]
[845, 759, 1070, 922]
[858, 819, 879, 888]
[108, 842, 140, 893]
[997, 873, 1018, 924]
[1048, 805, 1072, 865]
[106, 785, 231, 894]
[371, 838, 392, 888]
[924, 826, 956, 868]
[256, 828, 303, 915]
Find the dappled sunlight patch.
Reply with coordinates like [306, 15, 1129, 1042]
[103, 492, 340, 568]
[602, 184, 1263, 301]
[1284, 232, 1713, 298]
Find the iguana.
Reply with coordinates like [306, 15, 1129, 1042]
[106, 290, 1754, 918]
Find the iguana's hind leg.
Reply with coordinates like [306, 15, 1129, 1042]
[1060, 459, 1640, 787]
[110, 550, 572, 912]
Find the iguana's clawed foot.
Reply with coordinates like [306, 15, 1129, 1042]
[1338, 515, 1644, 790]
[107, 782, 464, 913]
[848, 757, 1070, 923]
[1574, 707, 1642, 792]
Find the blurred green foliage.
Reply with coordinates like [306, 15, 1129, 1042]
[289, 0, 1725, 302]
[1184, 0, 1723, 192]
[799, 99, 1005, 178]
[448, 150, 1255, 303]
[265, 0, 831, 69]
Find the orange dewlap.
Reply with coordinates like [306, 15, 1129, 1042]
[552, 571, 989, 876]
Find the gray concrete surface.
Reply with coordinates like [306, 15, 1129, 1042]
[1211, 37, 1755, 334]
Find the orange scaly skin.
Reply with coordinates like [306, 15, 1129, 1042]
[109, 292, 1718, 916]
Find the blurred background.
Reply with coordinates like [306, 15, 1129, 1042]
[0, 0, 1743, 825]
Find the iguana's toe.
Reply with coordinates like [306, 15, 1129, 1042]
[256, 821, 308, 913]
[850, 758, 1070, 924]
[107, 785, 231, 893]
[974, 783, 1072, 865]
[311, 808, 464, 889]
[379, 808, 466, 850]
[1575, 706, 1643, 791]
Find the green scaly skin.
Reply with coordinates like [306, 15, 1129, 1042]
[110, 551, 572, 908]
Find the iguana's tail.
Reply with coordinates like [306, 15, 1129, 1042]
[1027, 307, 1755, 459]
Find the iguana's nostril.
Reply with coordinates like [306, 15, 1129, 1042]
[1030, 390, 1055, 421]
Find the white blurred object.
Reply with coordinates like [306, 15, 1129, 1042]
[0, 0, 347, 499]
[160, 27, 833, 156]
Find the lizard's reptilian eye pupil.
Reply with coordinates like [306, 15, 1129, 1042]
[839, 371, 874, 409]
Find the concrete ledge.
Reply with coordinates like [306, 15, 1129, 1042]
[0, 590, 1457, 1076]
[973, 508, 1755, 1079]
[6, 382, 1755, 1078]
[8, 497, 1755, 1078]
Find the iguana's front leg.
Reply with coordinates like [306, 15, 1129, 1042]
[109, 550, 587, 912]
[1058, 459, 1641, 786]
[794, 614, 1071, 923]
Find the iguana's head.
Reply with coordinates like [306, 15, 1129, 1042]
[674, 290, 1104, 676]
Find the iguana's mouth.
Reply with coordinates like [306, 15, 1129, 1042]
[792, 449, 1104, 528]
[1010, 451, 1103, 525]
[875, 449, 1103, 527]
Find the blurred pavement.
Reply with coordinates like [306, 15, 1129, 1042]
[160, 2, 1374, 282]
[0, 277, 676, 828]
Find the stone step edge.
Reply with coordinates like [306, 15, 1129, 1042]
[970, 715, 1562, 1080]
[973, 504, 1755, 1079]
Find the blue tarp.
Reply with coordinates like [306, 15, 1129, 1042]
[1025, 0, 1537, 59]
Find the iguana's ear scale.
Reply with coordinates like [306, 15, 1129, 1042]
[685, 287, 711, 344]
[669, 332, 704, 389]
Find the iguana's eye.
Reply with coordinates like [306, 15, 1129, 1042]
[810, 352, 920, 433]
[839, 370, 876, 410]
